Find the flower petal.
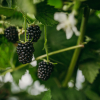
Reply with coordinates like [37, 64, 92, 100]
[54, 12, 67, 22]
[69, 13, 76, 25]
[57, 23, 66, 30]
[72, 26, 80, 36]
[65, 27, 73, 39]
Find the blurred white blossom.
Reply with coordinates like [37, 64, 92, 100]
[54, 11, 80, 39]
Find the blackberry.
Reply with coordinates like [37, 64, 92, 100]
[38, 61, 54, 81]
[26, 25, 42, 42]
[4, 26, 18, 43]
[17, 42, 34, 64]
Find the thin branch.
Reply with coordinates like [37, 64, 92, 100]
[44, 25, 49, 62]
[0, 44, 84, 76]
[36, 44, 84, 60]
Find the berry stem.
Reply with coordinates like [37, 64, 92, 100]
[24, 15, 27, 42]
[44, 25, 49, 62]
[62, 7, 90, 87]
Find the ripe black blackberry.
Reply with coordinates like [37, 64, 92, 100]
[17, 42, 34, 64]
[38, 61, 54, 81]
[26, 25, 42, 42]
[4, 26, 18, 43]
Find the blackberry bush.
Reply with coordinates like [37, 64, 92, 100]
[26, 25, 42, 42]
[4, 26, 18, 43]
[17, 42, 34, 64]
[38, 61, 54, 81]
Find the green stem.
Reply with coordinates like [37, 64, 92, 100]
[44, 25, 49, 62]
[24, 15, 27, 42]
[73, 0, 81, 12]
[0, 69, 13, 76]
[62, 7, 90, 87]
[0, 64, 28, 76]
[36, 44, 84, 60]
[0, 44, 83, 76]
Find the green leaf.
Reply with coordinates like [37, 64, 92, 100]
[5, 11, 24, 26]
[0, 43, 15, 69]
[6, 18, 23, 26]
[79, 61, 100, 83]
[35, 2, 59, 26]
[0, 6, 15, 16]
[16, 0, 36, 14]
[84, 86, 100, 100]
[86, 13, 100, 49]
[79, 44, 97, 62]
[42, 89, 51, 100]
[65, 88, 86, 100]
[51, 87, 86, 100]
[48, 0, 62, 8]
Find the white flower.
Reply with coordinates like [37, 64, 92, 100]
[54, 11, 80, 39]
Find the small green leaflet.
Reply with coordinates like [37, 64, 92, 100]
[16, 0, 36, 14]
[0, 43, 15, 69]
[79, 61, 100, 83]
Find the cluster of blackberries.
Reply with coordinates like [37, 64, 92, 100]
[4, 25, 54, 81]
[4, 25, 41, 64]
[17, 42, 35, 64]
[4, 25, 41, 43]
[38, 61, 54, 81]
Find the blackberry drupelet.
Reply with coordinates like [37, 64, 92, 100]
[4, 26, 18, 43]
[38, 61, 54, 81]
[27, 25, 42, 42]
[17, 42, 34, 64]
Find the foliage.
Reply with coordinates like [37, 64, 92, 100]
[35, 2, 59, 26]
[0, 0, 100, 100]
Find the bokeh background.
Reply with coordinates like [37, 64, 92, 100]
[0, 0, 100, 100]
